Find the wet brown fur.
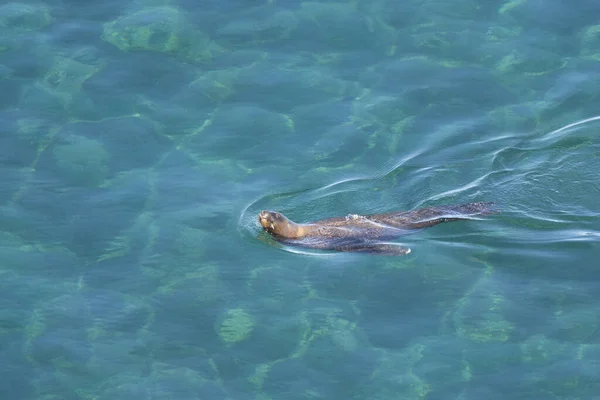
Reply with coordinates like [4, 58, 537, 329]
[258, 201, 495, 256]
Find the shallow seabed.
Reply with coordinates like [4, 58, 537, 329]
[1, 0, 600, 399]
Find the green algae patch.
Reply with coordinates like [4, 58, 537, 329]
[102, 6, 224, 63]
[450, 275, 516, 343]
[218, 308, 255, 344]
[499, 0, 528, 14]
[362, 345, 432, 399]
[141, 224, 210, 280]
[0, 2, 52, 31]
[186, 70, 238, 104]
[496, 50, 567, 77]
[43, 56, 100, 96]
[520, 334, 573, 364]
[157, 264, 230, 305]
[581, 24, 600, 61]
[248, 363, 271, 391]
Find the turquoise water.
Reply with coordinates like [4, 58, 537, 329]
[1, 0, 600, 398]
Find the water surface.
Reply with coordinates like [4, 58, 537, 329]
[1, 0, 600, 399]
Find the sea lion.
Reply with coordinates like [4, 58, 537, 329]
[258, 201, 495, 255]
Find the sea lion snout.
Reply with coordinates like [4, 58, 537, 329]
[259, 210, 275, 230]
[258, 210, 296, 237]
[258, 210, 305, 239]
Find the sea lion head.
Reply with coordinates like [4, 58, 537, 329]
[258, 210, 302, 239]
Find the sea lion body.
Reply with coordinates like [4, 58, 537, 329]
[258, 201, 495, 255]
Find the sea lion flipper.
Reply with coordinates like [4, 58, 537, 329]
[379, 201, 497, 230]
[440, 201, 497, 215]
[337, 242, 411, 256]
